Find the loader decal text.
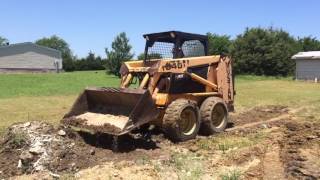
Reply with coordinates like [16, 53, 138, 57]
[162, 60, 189, 71]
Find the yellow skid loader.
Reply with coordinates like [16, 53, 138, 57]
[62, 31, 234, 142]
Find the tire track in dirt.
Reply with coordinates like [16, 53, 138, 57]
[262, 141, 285, 179]
[227, 107, 303, 132]
[279, 122, 320, 179]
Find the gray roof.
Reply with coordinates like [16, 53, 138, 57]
[292, 51, 320, 60]
[0, 42, 62, 59]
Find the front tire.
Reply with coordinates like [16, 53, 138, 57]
[199, 97, 228, 135]
[163, 99, 200, 142]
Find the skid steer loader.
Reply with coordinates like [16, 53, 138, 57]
[62, 31, 234, 142]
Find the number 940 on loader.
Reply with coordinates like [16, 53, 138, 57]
[62, 31, 235, 142]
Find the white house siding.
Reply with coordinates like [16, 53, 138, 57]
[0, 51, 62, 70]
[296, 59, 320, 80]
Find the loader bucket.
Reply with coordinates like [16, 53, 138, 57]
[62, 87, 159, 135]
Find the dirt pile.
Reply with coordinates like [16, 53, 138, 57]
[0, 121, 59, 177]
[0, 121, 165, 179]
[62, 114, 126, 135]
[0, 121, 99, 178]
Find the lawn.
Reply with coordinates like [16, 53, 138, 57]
[0, 71, 119, 98]
[235, 75, 320, 110]
[0, 71, 320, 133]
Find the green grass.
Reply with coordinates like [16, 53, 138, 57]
[220, 169, 241, 180]
[165, 152, 203, 180]
[0, 71, 119, 98]
[236, 75, 320, 110]
[196, 131, 268, 152]
[0, 72, 320, 134]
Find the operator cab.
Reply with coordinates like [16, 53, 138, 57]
[143, 31, 209, 94]
[143, 31, 208, 63]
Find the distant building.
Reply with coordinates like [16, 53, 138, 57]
[292, 51, 320, 82]
[0, 42, 62, 73]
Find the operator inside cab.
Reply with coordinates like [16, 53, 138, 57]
[173, 47, 184, 58]
[152, 76, 170, 100]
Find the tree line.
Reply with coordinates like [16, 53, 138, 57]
[1, 27, 320, 76]
[208, 27, 320, 76]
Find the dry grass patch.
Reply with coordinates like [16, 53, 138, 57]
[0, 95, 76, 134]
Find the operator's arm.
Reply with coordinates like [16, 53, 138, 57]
[152, 78, 168, 100]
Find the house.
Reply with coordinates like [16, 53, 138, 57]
[292, 51, 320, 82]
[0, 42, 62, 73]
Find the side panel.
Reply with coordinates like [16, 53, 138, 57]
[217, 57, 234, 111]
[206, 63, 218, 92]
[296, 59, 320, 80]
[0, 51, 62, 70]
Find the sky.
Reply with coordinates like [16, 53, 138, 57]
[1, 0, 320, 58]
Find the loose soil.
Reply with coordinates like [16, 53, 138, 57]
[280, 122, 320, 179]
[62, 115, 125, 135]
[1, 105, 319, 179]
[229, 105, 289, 127]
[77, 112, 129, 129]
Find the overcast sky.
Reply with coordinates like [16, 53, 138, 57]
[1, 0, 319, 58]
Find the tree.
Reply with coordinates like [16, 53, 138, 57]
[137, 53, 145, 60]
[207, 33, 232, 55]
[0, 36, 9, 46]
[74, 52, 106, 71]
[230, 27, 299, 76]
[35, 35, 75, 71]
[105, 32, 134, 76]
[298, 36, 320, 51]
[137, 52, 162, 60]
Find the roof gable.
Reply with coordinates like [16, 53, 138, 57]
[292, 51, 320, 60]
[0, 42, 62, 59]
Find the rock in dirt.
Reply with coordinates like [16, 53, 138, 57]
[306, 135, 317, 140]
[17, 160, 23, 168]
[58, 129, 66, 136]
[90, 149, 95, 155]
[49, 172, 60, 178]
[19, 151, 34, 163]
[23, 122, 31, 127]
[260, 123, 268, 129]
[188, 145, 199, 152]
[29, 145, 45, 155]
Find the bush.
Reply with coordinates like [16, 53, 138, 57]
[207, 33, 232, 55]
[298, 36, 320, 51]
[231, 27, 300, 76]
[74, 52, 106, 71]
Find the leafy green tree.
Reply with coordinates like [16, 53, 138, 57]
[74, 52, 106, 71]
[207, 33, 232, 55]
[137, 52, 162, 60]
[231, 27, 299, 76]
[298, 36, 320, 51]
[35, 35, 75, 71]
[137, 53, 145, 60]
[0, 36, 9, 46]
[105, 32, 134, 76]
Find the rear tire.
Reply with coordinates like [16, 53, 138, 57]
[163, 99, 200, 142]
[199, 97, 228, 135]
